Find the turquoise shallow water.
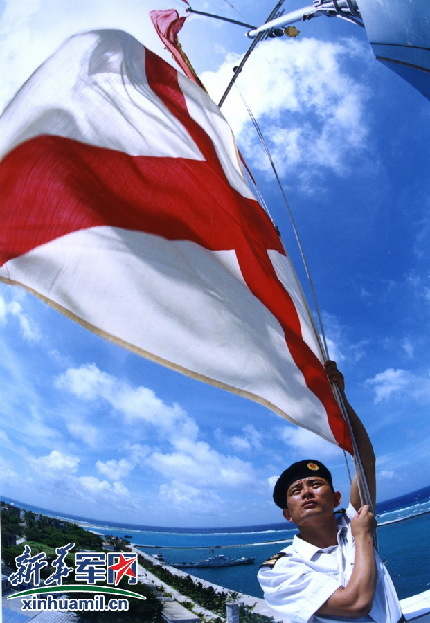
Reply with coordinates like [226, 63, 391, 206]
[82, 486, 430, 600]
[131, 513, 430, 599]
[377, 513, 430, 599]
[3, 486, 429, 600]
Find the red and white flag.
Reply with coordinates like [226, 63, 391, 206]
[150, 9, 197, 84]
[0, 29, 352, 452]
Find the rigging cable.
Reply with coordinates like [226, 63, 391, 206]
[218, 0, 286, 108]
[237, 89, 330, 361]
[186, 8, 255, 30]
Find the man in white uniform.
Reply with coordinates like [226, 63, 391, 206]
[258, 362, 403, 623]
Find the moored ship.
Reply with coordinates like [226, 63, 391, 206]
[173, 553, 255, 568]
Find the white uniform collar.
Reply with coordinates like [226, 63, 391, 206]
[291, 509, 348, 561]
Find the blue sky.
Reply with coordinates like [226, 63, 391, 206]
[0, 0, 429, 527]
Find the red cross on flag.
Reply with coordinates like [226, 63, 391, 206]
[0, 29, 352, 453]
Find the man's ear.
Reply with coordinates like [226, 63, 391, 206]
[334, 490, 341, 507]
[283, 507, 291, 521]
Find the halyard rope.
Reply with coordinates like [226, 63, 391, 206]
[237, 89, 330, 360]
[236, 89, 373, 511]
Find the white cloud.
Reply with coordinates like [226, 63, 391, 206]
[228, 436, 251, 451]
[149, 437, 255, 488]
[325, 336, 345, 364]
[56, 363, 255, 492]
[48, 349, 73, 367]
[413, 210, 430, 261]
[78, 475, 129, 498]
[323, 312, 367, 364]
[21, 449, 133, 508]
[267, 475, 278, 490]
[379, 470, 395, 480]
[0, 294, 41, 342]
[111, 480, 129, 497]
[365, 368, 412, 403]
[0, 430, 12, 445]
[403, 272, 430, 305]
[0, 334, 63, 448]
[227, 424, 262, 452]
[124, 443, 151, 464]
[360, 286, 371, 299]
[201, 37, 370, 186]
[19, 418, 61, 448]
[243, 424, 262, 450]
[0, 326, 49, 440]
[56, 363, 198, 441]
[79, 475, 110, 493]
[96, 458, 133, 480]
[0, 457, 18, 481]
[159, 480, 222, 513]
[323, 314, 346, 363]
[66, 418, 99, 449]
[376, 453, 392, 468]
[31, 449, 80, 473]
[280, 426, 340, 459]
[55, 364, 113, 400]
[401, 338, 414, 359]
[366, 368, 430, 404]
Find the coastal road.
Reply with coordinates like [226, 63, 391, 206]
[132, 547, 227, 621]
[133, 547, 280, 621]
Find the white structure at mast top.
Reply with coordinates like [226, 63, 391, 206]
[247, 0, 361, 38]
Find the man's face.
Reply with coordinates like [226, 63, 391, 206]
[282, 477, 341, 526]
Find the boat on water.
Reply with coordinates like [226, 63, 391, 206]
[173, 553, 255, 568]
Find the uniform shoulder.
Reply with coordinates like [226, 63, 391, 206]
[260, 550, 290, 569]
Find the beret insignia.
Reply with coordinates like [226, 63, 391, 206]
[260, 552, 287, 568]
[307, 462, 319, 471]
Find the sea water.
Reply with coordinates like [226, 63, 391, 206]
[3, 486, 429, 600]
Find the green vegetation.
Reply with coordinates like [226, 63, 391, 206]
[1, 545, 24, 570]
[1, 503, 275, 622]
[139, 554, 228, 615]
[1, 503, 103, 550]
[1, 502, 103, 576]
[1, 503, 164, 621]
[75, 582, 163, 623]
[104, 535, 132, 550]
[138, 554, 276, 622]
[239, 604, 276, 623]
[24, 511, 103, 549]
[0, 504, 24, 538]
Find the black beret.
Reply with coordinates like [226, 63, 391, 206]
[273, 460, 333, 509]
